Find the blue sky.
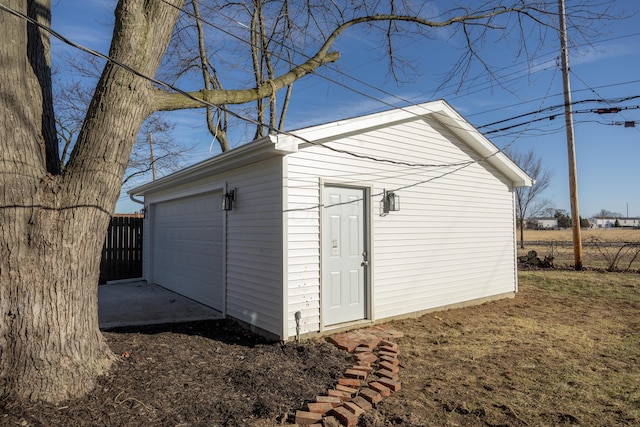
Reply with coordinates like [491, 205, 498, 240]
[49, 1, 640, 217]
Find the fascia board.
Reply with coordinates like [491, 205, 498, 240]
[431, 104, 533, 187]
[278, 99, 532, 188]
[278, 100, 451, 146]
[129, 134, 298, 196]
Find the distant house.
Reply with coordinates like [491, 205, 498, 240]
[528, 217, 558, 230]
[617, 218, 640, 228]
[130, 100, 532, 341]
[590, 217, 640, 228]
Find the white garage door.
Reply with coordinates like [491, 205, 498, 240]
[152, 191, 223, 311]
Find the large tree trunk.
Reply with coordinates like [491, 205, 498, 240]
[0, 0, 183, 403]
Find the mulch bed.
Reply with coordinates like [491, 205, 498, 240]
[1, 319, 351, 426]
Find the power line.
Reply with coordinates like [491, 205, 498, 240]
[483, 105, 640, 135]
[162, 0, 440, 124]
[0, 2, 494, 170]
[569, 69, 640, 136]
[156, 0, 574, 167]
[464, 78, 640, 124]
[175, 0, 640, 146]
[477, 95, 640, 129]
[167, 0, 586, 133]
[5, 0, 633, 210]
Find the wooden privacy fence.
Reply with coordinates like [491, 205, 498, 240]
[100, 215, 143, 283]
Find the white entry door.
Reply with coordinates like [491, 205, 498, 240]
[322, 186, 367, 325]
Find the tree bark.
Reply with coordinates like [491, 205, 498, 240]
[0, 0, 184, 403]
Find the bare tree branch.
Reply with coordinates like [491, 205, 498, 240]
[153, 5, 538, 111]
[506, 148, 554, 249]
[192, 0, 229, 151]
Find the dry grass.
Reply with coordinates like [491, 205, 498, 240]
[4, 270, 638, 426]
[364, 269, 640, 426]
[519, 228, 640, 270]
[522, 228, 640, 243]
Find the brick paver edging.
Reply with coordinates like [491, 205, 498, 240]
[294, 325, 404, 426]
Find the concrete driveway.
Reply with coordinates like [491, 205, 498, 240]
[98, 280, 222, 329]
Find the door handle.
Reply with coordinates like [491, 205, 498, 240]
[361, 260, 369, 266]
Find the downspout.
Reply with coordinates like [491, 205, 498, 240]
[130, 193, 144, 206]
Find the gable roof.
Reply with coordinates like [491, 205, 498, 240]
[130, 100, 532, 196]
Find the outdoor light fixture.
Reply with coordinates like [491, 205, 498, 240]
[222, 189, 236, 211]
[381, 189, 400, 215]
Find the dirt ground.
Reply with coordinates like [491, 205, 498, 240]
[2, 269, 639, 426]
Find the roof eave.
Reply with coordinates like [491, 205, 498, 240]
[129, 134, 298, 196]
[277, 99, 533, 187]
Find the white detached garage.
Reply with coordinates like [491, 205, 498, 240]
[130, 100, 532, 341]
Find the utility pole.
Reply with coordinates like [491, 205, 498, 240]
[148, 131, 157, 181]
[558, 0, 583, 270]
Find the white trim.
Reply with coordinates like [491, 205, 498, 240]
[130, 135, 297, 196]
[222, 182, 229, 318]
[130, 101, 532, 199]
[512, 188, 519, 293]
[278, 100, 532, 188]
[318, 177, 325, 335]
[281, 158, 289, 340]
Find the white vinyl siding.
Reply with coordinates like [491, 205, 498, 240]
[285, 115, 517, 337]
[133, 101, 528, 341]
[142, 158, 284, 338]
[284, 178, 321, 336]
[224, 159, 284, 338]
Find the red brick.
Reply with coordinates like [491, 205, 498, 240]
[331, 405, 359, 426]
[336, 384, 358, 395]
[338, 378, 361, 388]
[353, 359, 371, 368]
[379, 360, 400, 373]
[343, 401, 365, 416]
[361, 337, 381, 349]
[354, 352, 378, 364]
[295, 410, 323, 425]
[380, 355, 399, 365]
[327, 335, 357, 352]
[372, 326, 404, 339]
[380, 339, 398, 349]
[328, 389, 352, 402]
[343, 331, 359, 341]
[380, 346, 400, 355]
[379, 349, 400, 358]
[368, 381, 391, 397]
[352, 364, 374, 373]
[359, 387, 383, 404]
[352, 331, 378, 346]
[344, 369, 367, 380]
[351, 395, 373, 411]
[378, 377, 401, 392]
[308, 401, 335, 414]
[377, 368, 399, 381]
[316, 395, 343, 407]
[354, 346, 370, 353]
